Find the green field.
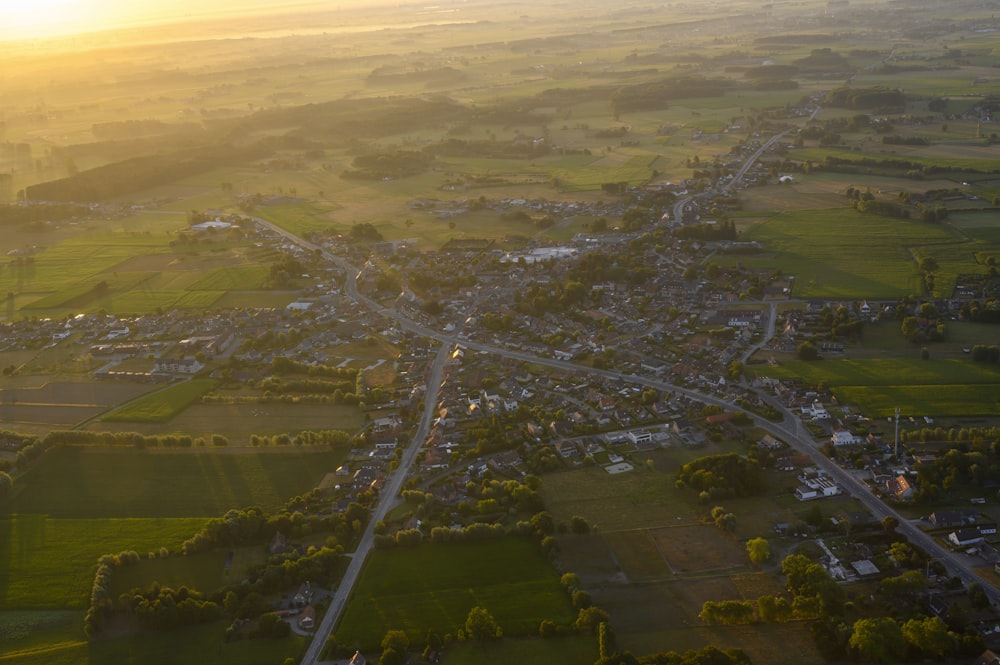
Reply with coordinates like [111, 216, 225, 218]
[334, 539, 575, 649]
[730, 208, 964, 298]
[108, 546, 268, 599]
[443, 636, 599, 665]
[0, 515, 207, 609]
[8, 446, 345, 517]
[102, 379, 218, 423]
[0, 619, 304, 665]
[749, 358, 1000, 416]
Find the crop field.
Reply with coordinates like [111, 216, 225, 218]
[334, 539, 574, 650]
[7, 446, 345, 517]
[602, 530, 673, 581]
[752, 358, 1000, 387]
[732, 208, 963, 298]
[102, 379, 218, 423]
[650, 525, 748, 574]
[834, 384, 1000, 418]
[0, 515, 207, 609]
[750, 358, 1000, 416]
[0, 381, 158, 429]
[96, 401, 364, 439]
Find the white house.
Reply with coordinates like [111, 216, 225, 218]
[830, 427, 862, 446]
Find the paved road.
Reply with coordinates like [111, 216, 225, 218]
[266, 230, 998, 663]
[299, 343, 450, 665]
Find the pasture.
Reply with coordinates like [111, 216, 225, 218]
[333, 539, 574, 650]
[0, 515, 207, 609]
[7, 446, 345, 517]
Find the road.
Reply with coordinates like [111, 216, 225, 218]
[268, 216, 996, 662]
[299, 342, 450, 665]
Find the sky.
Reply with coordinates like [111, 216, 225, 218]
[0, 0, 316, 42]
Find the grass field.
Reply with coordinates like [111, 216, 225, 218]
[750, 358, 1000, 417]
[730, 208, 964, 298]
[443, 636, 598, 665]
[108, 546, 268, 598]
[101, 379, 218, 423]
[93, 401, 364, 439]
[0, 619, 304, 665]
[0, 515, 207, 609]
[8, 446, 345, 517]
[334, 539, 574, 650]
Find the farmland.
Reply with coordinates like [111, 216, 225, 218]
[749, 359, 1000, 416]
[7, 446, 345, 517]
[539, 454, 833, 665]
[102, 379, 218, 423]
[0, 515, 208, 609]
[333, 539, 575, 650]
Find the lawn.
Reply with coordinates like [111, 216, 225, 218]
[102, 379, 218, 423]
[8, 446, 345, 517]
[0, 515, 207, 609]
[334, 539, 574, 650]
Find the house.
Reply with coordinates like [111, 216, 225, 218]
[804, 401, 830, 420]
[830, 427, 861, 446]
[884, 475, 914, 501]
[153, 357, 204, 375]
[929, 510, 977, 528]
[948, 527, 985, 547]
[976, 649, 1000, 665]
[292, 581, 313, 607]
[297, 605, 316, 630]
[349, 652, 368, 665]
[626, 430, 653, 445]
[555, 440, 580, 459]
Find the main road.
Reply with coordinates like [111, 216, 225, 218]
[273, 242, 997, 664]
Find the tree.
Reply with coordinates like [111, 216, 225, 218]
[746, 537, 771, 565]
[796, 341, 819, 361]
[378, 629, 409, 665]
[881, 515, 898, 534]
[901, 316, 919, 340]
[0, 471, 12, 501]
[901, 616, 951, 658]
[919, 257, 939, 274]
[464, 606, 501, 642]
[849, 617, 905, 663]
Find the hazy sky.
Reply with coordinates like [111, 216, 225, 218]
[0, 0, 320, 41]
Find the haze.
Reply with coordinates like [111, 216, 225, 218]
[0, 0, 350, 41]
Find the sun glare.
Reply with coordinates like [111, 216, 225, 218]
[2, 0, 88, 41]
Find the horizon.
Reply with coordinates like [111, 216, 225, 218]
[0, 0, 361, 43]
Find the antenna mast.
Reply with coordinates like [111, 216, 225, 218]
[894, 407, 900, 461]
